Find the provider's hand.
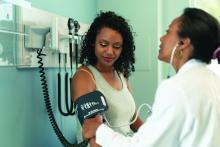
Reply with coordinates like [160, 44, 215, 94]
[82, 115, 103, 139]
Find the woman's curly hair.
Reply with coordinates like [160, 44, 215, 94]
[79, 11, 135, 78]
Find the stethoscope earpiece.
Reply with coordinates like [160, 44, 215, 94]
[167, 43, 178, 78]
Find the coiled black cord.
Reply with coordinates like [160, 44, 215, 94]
[36, 48, 88, 147]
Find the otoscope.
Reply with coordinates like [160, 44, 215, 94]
[67, 18, 74, 75]
[73, 20, 80, 70]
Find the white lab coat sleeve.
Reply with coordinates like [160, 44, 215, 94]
[96, 80, 192, 147]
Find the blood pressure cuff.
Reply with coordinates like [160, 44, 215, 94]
[74, 91, 108, 125]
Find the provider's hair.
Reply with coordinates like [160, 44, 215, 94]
[178, 7, 220, 63]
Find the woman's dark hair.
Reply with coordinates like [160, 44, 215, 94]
[79, 11, 135, 78]
[178, 7, 220, 63]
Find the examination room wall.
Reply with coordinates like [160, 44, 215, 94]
[0, 0, 97, 147]
[97, 0, 189, 118]
[0, 0, 191, 147]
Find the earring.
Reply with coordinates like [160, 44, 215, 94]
[176, 49, 183, 59]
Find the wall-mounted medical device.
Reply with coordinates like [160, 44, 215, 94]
[24, 25, 50, 49]
[15, 5, 89, 68]
[0, 1, 88, 67]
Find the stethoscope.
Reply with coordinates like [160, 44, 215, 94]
[103, 103, 152, 128]
[104, 44, 179, 128]
[167, 43, 178, 79]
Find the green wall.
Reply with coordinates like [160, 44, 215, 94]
[0, 1, 97, 147]
[29, 0, 97, 23]
[0, 0, 191, 146]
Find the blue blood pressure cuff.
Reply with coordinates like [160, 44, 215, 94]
[74, 91, 108, 125]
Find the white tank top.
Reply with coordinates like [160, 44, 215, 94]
[88, 65, 136, 135]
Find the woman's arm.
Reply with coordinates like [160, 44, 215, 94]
[126, 79, 143, 132]
[71, 66, 100, 147]
[71, 66, 96, 101]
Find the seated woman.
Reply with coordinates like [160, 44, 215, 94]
[71, 11, 143, 147]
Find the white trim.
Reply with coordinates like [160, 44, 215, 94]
[1, 0, 31, 8]
[0, 29, 29, 36]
